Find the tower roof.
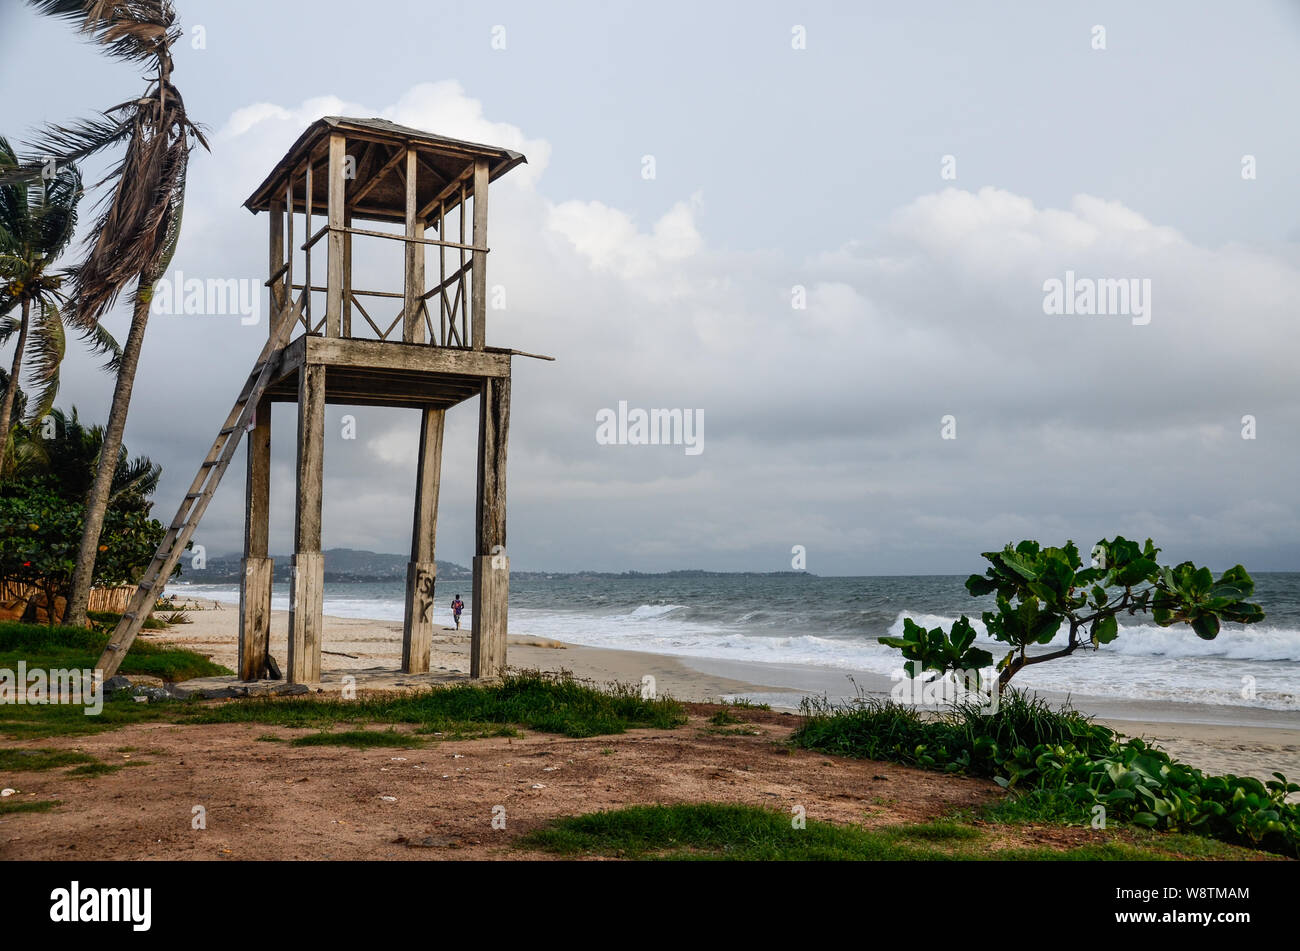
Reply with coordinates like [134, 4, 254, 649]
[244, 116, 527, 224]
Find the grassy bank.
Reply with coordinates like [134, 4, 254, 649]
[518, 803, 1271, 861]
[186, 671, 688, 738]
[0, 666, 687, 741]
[0, 620, 229, 682]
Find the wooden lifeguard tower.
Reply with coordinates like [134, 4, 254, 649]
[96, 116, 541, 684]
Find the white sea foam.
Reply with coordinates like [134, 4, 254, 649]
[168, 586, 1300, 711]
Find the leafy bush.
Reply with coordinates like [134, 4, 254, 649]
[0, 478, 169, 622]
[880, 537, 1264, 688]
[792, 691, 1299, 856]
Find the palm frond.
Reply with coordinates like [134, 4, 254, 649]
[27, 1, 180, 67]
[110, 452, 161, 503]
[32, 160, 82, 259]
[13, 113, 134, 183]
[0, 136, 31, 248]
[23, 298, 66, 424]
[63, 89, 199, 328]
[78, 313, 122, 373]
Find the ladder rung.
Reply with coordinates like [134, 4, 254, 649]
[219, 426, 237, 435]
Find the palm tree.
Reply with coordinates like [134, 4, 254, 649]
[11, 405, 161, 513]
[0, 136, 105, 475]
[17, 0, 207, 626]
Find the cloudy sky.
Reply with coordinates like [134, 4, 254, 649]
[2, 1, 1299, 575]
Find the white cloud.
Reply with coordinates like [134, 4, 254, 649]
[54, 85, 1300, 573]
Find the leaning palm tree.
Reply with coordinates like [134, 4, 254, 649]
[17, 0, 207, 626]
[0, 136, 103, 475]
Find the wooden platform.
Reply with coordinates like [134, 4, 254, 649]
[262, 335, 512, 409]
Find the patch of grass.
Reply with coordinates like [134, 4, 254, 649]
[700, 726, 762, 736]
[88, 610, 168, 631]
[518, 803, 1189, 861]
[0, 798, 61, 816]
[980, 787, 1098, 826]
[724, 698, 771, 710]
[890, 819, 984, 842]
[290, 729, 420, 748]
[191, 671, 687, 739]
[708, 710, 743, 726]
[0, 692, 187, 740]
[413, 723, 520, 740]
[0, 620, 229, 682]
[67, 761, 137, 777]
[255, 733, 283, 742]
[0, 747, 98, 772]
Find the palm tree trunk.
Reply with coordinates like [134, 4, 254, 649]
[0, 298, 32, 476]
[64, 282, 152, 628]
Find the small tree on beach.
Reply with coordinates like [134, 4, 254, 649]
[13, 0, 208, 626]
[1, 405, 170, 624]
[0, 136, 117, 475]
[880, 537, 1265, 691]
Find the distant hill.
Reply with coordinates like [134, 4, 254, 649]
[182, 549, 813, 584]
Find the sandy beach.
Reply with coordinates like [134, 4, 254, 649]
[150, 596, 1300, 789]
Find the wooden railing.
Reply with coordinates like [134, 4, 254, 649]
[267, 140, 490, 351]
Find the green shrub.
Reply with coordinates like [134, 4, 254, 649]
[792, 690, 1299, 856]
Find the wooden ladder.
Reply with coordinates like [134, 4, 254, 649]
[94, 290, 305, 679]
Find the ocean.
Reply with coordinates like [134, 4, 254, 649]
[168, 572, 1300, 713]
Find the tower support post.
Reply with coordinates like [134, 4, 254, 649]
[287, 363, 325, 683]
[402, 407, 445, 672]
[471, 375, 510, 678]
[239, 394, 273, 680]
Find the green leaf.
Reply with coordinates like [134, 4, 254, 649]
[1093, 614, 1119, 645]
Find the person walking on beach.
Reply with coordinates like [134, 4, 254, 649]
[451, 594, 465, 631]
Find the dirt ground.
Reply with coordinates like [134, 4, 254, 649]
[0, 702, 1100, 860]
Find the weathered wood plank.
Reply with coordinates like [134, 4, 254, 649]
[403, 147, 425, 343]
[402, 405, 445, 673]
[471, 375, 509, 678]
[349, 142, 403, 207]
[343, 206, 352, 338]
[475, 376, 509, 555]
[304, 160, 313, 330]
[287, 363, 326, 683]
[287, 552, 323, 683]
[268, 203, 285, 339]
[244, 395, 272, 558]
[471, 159, 489, 350]
[239, 556, 273, 680]
[326, 132, 346, 338]
[411, 408, 445, 563]
[299, 336, 511, 377]
[402, 560, 437, 674]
